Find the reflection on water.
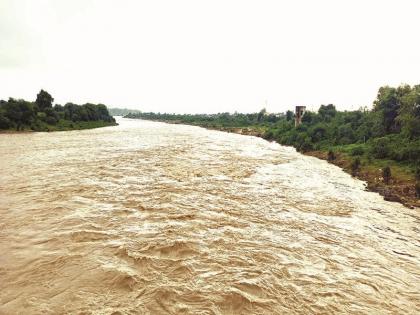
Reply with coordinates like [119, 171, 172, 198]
[0, 117, 418, 314]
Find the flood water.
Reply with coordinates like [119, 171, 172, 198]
[0, 117, 419, 314]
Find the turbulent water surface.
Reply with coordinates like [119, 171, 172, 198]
[0, 117, 419, 314]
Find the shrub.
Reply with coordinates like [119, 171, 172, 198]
[350, 145, 365, 156]
[297, 138, 314, 152]
[415, 182, 420, 199]
[0, 114, 12, 129]
[310, 124, 327, 142]
[415, 167, 420, 181]
[263, 130, 274, 140]
[390, 143, 420, 162]
[351, 157, 361, 176]
[406, 146, 420, 161]
[370, 137, 391, 159]
[45, 115, 58, 125]
[327, 150, 336, 161]
[382, 166, 391, 184]
[37, 111, 47, 121]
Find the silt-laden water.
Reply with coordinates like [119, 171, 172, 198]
[0, 118, 419, 314]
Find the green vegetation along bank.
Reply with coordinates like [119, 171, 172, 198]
[126, 84, 420, 208]
[108, 107, 141, 116]
[0, 90, 117, 132]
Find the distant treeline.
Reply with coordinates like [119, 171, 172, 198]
[125, 109, 286, 127]
[108, 107, 141, 116]
[0, 90, 116, 131]
[125, 84, 420, 166]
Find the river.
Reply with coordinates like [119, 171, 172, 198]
[0, 117, 418, 314]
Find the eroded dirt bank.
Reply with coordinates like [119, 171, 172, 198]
[0, 118, 419, 314]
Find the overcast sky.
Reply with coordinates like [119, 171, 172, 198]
[0, 0, 419, 113]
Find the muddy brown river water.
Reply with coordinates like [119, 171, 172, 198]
[0, 117, 419, 314]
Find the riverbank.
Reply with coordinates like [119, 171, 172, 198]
[0, 90, 117, 132]
[37, 119, 118, 132]
[0, 120, 118, 133]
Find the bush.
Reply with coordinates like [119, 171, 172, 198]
[263, 130, 274, 140]
[351, 157, 361, 176]
[310, 124, 328, 142]
[382, 166, 391, 184]
[297, 138, 314, 152]
[350, 145, 365, 156]
[390, 142, 420, 162]
[415, 167, 420, 181]
[405, 146, 420, 161]
[37, 111, 47, 121]
[45, 115, 58, 125]
[0, 114, 12, 129]
[327, 150, 336, 161]
[370, 137, 390, 158]
[415, 182, 420, 199]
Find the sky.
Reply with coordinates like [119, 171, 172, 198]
[0, 0, 419, 114]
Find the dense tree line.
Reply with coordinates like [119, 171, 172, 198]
[125, 109, 286, 127]
[126, 84, 420, 167]
[266, 85, 420, 163]
[0, 90, 116, 131]
[108, 108, 141, 116]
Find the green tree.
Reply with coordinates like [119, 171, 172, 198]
[318, 104, 337, 121]
[301, 111, 315, 124]
[257, 108, 266, 122]
[373, 85, 409, 133]
[3, 98, 35, 130]
[36, 89, 54, 111]
[0, 113, 12, 129]
[310, 123, 327, 142]
[397, 85, 420, 139]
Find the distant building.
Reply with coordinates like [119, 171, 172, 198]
[295, 106, 306, 126]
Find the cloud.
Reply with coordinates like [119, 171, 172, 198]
[0, 0, 419, 113]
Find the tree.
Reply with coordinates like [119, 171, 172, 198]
[397, 85, 420, 139]
[301, 111, 314, 124]
[3, 98, 35, 130]
[0, 113, 12, 129]
[318, 104, 337, 121]
[35, 89, 54, 111]
[257, 108, 266, 122]
[373, 85, 409, 133]
[311, 123, 327, 142]
[337, 123, 355, 144]
[286, 110, 294, 121]
[43, 108, 59, 124]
